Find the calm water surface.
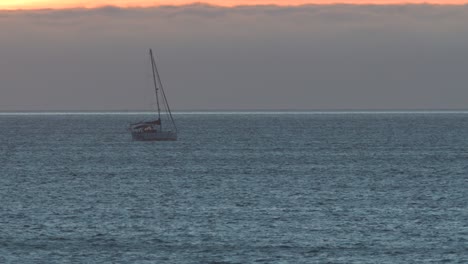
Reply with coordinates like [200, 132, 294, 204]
[0, 113, 467, 263]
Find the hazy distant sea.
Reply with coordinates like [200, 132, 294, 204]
[1, 112, 467, 263]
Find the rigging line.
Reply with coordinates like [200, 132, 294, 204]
[152, 51, 177, 133]
[149, 49, 161, 120]
[160, 86, 176, 132]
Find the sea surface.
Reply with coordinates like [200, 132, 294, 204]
[0, 112, 467, 263]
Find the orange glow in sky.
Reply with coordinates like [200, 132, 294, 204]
[1, 0, 467, 10]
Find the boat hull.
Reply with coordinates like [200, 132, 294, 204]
[131, 131, 177, 141]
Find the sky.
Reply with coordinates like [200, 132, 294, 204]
[1, 4, 468, 111]
[1, 1, 468, 10]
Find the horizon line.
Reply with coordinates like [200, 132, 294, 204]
[2, 110, 468, 115]
[1, 2, 468, 11]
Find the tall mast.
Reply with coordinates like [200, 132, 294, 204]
[149, 49, 161, 121]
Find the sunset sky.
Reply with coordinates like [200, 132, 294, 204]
[1, 3, 468, 111]
[1, 0, 467, 9]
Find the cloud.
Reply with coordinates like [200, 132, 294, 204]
[1, 5, 468, 110]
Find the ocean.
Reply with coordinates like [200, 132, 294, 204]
[0, 112, 467, 263]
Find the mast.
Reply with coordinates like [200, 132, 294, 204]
[149, 49, 161, 121]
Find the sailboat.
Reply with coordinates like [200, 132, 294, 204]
[129, 49, 177, 141]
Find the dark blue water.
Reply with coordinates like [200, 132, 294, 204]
[1, 113, 467, 263]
